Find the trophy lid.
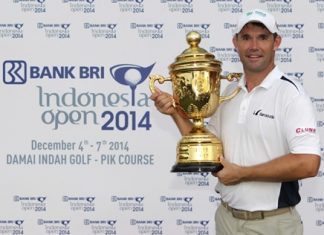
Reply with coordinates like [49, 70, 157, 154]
[169, 31, 222, 73]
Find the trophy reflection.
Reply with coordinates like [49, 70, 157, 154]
[150, 31, 241, 172]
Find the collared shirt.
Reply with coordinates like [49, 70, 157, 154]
[207, 66, 321, 211]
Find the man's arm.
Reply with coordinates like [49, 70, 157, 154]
[213, 153, 320, 185]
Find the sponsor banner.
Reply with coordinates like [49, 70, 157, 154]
[1, 1, 324, 234]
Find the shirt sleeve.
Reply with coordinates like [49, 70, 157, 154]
[284, 93, 321, 155]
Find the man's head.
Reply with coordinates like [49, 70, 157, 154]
[232, 9, 282, 76]
[234, 9, 279, 36]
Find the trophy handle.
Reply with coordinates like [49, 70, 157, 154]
[149, 74, 180, 110]
[219, 73, 242, 103]
[221, 73, 242, 82]
[149, 75, 172, 94]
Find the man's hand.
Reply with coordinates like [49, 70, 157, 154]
[150, 87, 176, 116]
[212, 156, 243, 185]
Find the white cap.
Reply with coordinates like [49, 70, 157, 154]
[234, 9, 279, 35]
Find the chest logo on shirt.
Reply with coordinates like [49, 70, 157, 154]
[253, 109, 275, 119]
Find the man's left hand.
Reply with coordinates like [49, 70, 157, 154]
[212, 156, 243, 185]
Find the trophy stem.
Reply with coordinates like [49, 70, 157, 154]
[191, 118, 204, 131]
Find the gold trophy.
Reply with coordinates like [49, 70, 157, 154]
[149, 31, 241, 172]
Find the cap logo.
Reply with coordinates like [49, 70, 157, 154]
[255, 10, 266, 17]
[235, 9, 279, 35]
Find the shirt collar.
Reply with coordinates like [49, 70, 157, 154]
[238, 66, 284, 91]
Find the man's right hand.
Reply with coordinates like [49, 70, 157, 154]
[150, 87, 177, 116]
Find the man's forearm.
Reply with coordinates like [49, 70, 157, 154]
[171, 112, 193, 136]
[240, 153, 320, 182]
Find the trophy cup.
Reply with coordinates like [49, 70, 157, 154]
[149, 31, 241, 172]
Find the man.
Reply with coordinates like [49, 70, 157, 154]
[150, 9, 321, 235]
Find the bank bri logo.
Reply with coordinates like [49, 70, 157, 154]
[2, 60, 155, 91]
[3, 60, 27, 84]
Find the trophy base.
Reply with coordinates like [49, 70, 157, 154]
[171, 162, 223, 173]
[173, 130, 224, 173]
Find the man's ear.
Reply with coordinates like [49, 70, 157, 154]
[273, 35, 282, 50]
[232, 35, 238, 49]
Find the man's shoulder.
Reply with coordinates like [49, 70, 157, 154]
[279, 74, 303, 93]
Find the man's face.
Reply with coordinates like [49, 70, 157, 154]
[233, 23, 281, 74]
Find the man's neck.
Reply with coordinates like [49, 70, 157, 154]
[244, 64, 275, 92]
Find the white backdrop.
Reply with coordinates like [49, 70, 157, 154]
[0, 0, 324, 234]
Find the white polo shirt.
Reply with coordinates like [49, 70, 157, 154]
[207, 66, 321, 211]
